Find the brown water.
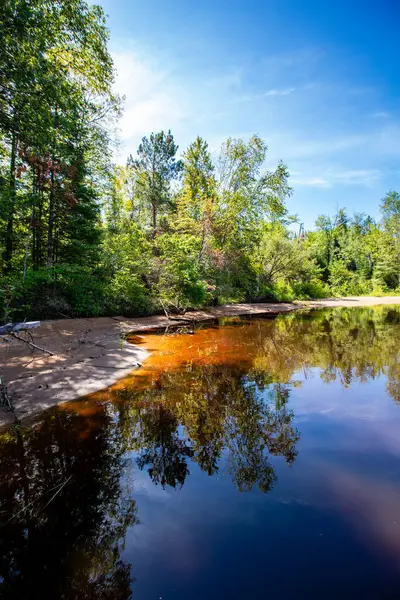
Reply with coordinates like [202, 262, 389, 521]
[1, 307, 400, 599]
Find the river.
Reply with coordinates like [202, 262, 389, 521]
[1, 306, 400, 599]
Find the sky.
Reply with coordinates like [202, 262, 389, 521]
[97, 0, 400, 229]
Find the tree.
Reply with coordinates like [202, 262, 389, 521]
[0, 0, 115, 272]
[380, 191, 400, 287]
[216, 135, 292, 250]
[250, 224, 317, 298]
[0, 404, 137, 598]
[127, 130, 182, 233]
[176, 136, 216, 250]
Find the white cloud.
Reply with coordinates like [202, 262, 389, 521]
[262, 48, 323, 69]
[111, 48, 247, 159]
[269, 132, 370, 162]
[290, 176, 330, 188]
[290, 167, 382, 189]
[112, 50, 188, 143]
[330, 168, 382, 185]
[235, 87, 296, 104]
[264, 87, 296, 97]
[372, 111, 389, 118]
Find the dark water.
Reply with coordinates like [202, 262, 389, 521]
[2, 307, 400, 599]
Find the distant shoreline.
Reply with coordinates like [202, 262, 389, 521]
[1, 296, 400, 427]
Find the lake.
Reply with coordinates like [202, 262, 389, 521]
[1, 306, 400, 599]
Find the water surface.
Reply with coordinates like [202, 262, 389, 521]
[1, 307, 400, 599]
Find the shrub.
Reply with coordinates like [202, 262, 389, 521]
[5, 266, 106, 320]
[291, 279, 331, 299]
[155, 233, 211, 312]
[105, 269, 151, 316]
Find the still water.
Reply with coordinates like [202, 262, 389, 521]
[1, 307, 400, 599]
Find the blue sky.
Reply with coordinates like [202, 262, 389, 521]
[98, 0, 400, 228]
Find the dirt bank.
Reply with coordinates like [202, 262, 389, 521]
[1, 297, 399, 426]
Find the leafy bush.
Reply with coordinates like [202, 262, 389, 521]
[291, 279, 331, 299]
[105, 269, 151, 316]
[155, 233, 211, 311]
[328, 261, 371, 296]
[4, 266, 106, 320]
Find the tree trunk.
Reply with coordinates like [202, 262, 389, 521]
[151, 196, 157, 232]
[398, 250, 400, 289]
[37, 184, 43, 267]
[54, 221, 59, 266]
[47, 169, 55, 267]
[23, 208, 34, 281]
[3, 132, 18, 273]
[47, 106, 58, 268]
[23, 173, 37, 281]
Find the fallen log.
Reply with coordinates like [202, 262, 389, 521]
[0, 322, 54, 356]
[0, 321, 40, 335]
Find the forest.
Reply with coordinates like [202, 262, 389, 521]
[1, 0, 400, 321]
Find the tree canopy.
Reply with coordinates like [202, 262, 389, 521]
[0, 0, 399, 321]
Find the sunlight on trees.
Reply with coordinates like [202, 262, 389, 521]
[0, 1, 399, 320]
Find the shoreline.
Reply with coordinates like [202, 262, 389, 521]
[1, 296, 400, 427]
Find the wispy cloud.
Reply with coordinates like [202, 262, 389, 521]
[236, 87, 296, 104]
[264, 87, 296, 96]
[290, 176, 330, 188]
[263, 48, 323, 69]
[373, 111, 389, 118]
[267, 132, 370, 163]
[291, 168, 382, 189]
[331, 168, 382, 185]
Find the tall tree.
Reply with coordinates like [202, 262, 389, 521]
[127, 130, 182, 233]
[216, 135, 291, 249]
[176, 136, 216, 261]
[0, 0, 116, 272]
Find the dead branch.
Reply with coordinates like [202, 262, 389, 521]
[8, 332, 54, 356]
[159, 298, 170, 320]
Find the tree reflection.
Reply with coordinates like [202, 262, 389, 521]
[108, 306, 400, 493]
[135, 404, 194, 488]
[113, 364, 299, 493]
[0, 407, 137, 599]
[265, 307, 400, 400]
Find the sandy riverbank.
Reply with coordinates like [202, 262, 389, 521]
[1, 296, 400, 426]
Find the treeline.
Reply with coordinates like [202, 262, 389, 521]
[1, 1, 399, 321]
[307, 197, 400, 295]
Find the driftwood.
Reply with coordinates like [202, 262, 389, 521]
[0, 321, 54, 356]
[0, 321, 40, 335]
[168, 316, 195, 323]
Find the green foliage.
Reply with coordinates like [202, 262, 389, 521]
[105, 270, 150, 316]
[248, 225, 318, 298]
[258, 278, 331, 302]
[0, 0, 399, 319]
[290, 279, 331, 300]
[155, 233, 210, 311]
[5, 265, 105, 319]
[127, 130, 182, 232]
[305, 205, 400, 298]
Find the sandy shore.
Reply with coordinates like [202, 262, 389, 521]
[1, 296, 399, 426]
